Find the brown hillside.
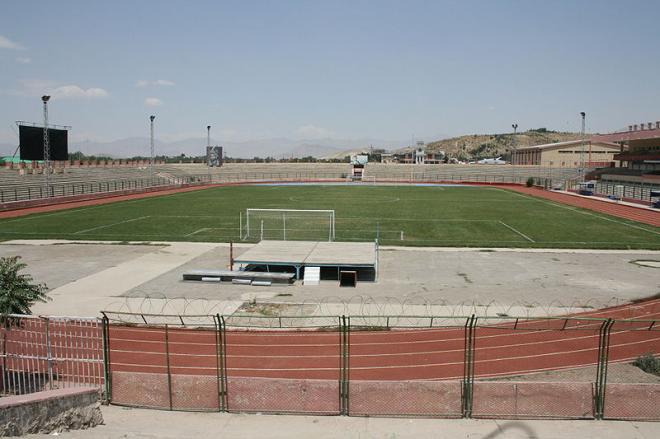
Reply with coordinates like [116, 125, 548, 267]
[421, 130, 587, 161]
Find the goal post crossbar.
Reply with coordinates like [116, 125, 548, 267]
[243, 208, 335, 241]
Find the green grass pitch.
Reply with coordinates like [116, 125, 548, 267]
[0, 184, 658, 249]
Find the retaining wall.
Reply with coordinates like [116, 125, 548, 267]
[0, 387, 103, 435]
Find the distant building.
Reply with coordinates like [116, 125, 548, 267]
[592, 121, 660, 173]
[511, 140, 620, 168]
[393, 142, 444, 164]
[589, 121, 660, 186]
[350, 154, 368, 180]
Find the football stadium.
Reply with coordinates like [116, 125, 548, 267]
[2, 2, 660, 437]
[1, 159, 659, 426]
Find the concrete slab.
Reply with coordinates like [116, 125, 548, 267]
[234, 240, 376, 266]
[19, 241, 223, 316]
[2, 241, 659, 317]
[235, 240, 317, 265]
[306, 241, 376, 266]
[27, 404, 660, 439]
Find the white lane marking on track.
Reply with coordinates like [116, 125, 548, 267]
[74, 216, 151, 234]
[108, 337, 660, 372]
[498, 221, 535, 242]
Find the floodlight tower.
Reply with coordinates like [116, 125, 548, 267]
[207, 125, 212, 182]
[149, 115, 156, 182]
[42, 95, 51, 197]
[579, 112, 586, 181]
[511, 123, 518, 183]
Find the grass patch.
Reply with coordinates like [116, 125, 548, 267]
[633, 354, 660, 376]
[0, 185, 658, 249]
[630, 293, 660, 304]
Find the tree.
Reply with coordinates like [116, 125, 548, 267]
[0, 256, 49, 318]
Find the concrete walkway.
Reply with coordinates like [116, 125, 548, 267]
[30, 405, 660, 439]
[17, 241, 231, 316]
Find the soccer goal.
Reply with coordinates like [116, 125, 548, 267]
[241, 209, 336, 241]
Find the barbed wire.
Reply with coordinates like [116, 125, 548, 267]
[102, 293, 635, 327]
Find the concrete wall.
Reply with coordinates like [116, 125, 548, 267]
[0, 387, 103, 436]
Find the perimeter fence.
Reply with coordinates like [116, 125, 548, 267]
[0, 314, 104, 396]
[2, 311, 657, 420]
[99, 311, 660, 421]
[0, 175, 211, 203]
[568, 179, 660, 203]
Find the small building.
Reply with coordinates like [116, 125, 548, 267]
[394, 142, 444, 164]
[350, 154, 368, 180]
[511, 140, 620, 168]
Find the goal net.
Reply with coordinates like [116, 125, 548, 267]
[242, 209, 336, 241]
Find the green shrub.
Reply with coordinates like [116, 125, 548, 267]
[633, 353, 660, 376]
[0, 256, 49, 320]
[526, 177, 535, 187]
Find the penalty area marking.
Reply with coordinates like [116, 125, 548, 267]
[73, 216, 151, 235]
[288, 196, 401, 203]
[498, 220, 535, 242]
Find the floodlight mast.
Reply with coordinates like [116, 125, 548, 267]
[207, 125, 212, 182]
[149, 115, 155, 182]
[580, 112, 586, 181]
[511, 123, 518, 183]
[42, 95, 51, 197]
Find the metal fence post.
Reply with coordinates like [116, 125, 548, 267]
[101, 313, 112, 403]
[462, 315, 476, 418]
[164, 324, 173, 411]
[595, 318, 613, 419]
[339, 315, 350, 416]
[214, 314, 228, 412]
[43, 317, 54, 390]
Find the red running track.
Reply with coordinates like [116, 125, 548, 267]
[107, 298, 660, 382]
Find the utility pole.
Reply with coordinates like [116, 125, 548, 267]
[580, 112, 586, 181]
[149, 115, 155, 183]
[511, 123, 518, 183]
[207, 125, 212, 183]
[42, 95, 51, 197]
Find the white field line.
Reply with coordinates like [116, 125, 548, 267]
[496, 188, 660, 236]
[0, 189, 201, 225]
[339, 217, 495, 222]
[498, 220, 535, 242]
[2, 230, 652, 246]
[184, 227, 212, 237]
[74, 216, 151, 235]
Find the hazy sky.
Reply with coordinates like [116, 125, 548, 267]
[1, 0, 659, 145]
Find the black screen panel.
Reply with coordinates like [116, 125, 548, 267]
[19, 125, 69, 161]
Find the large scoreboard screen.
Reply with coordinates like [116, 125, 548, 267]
[19, 125, 69, 161]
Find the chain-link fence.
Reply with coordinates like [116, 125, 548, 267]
[6, 310, 658, 420]
[0, 315, 104, 396]
[99, 311, 659, 419]
[602, 319, 660, 421]
[469, 316, 606, 419]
